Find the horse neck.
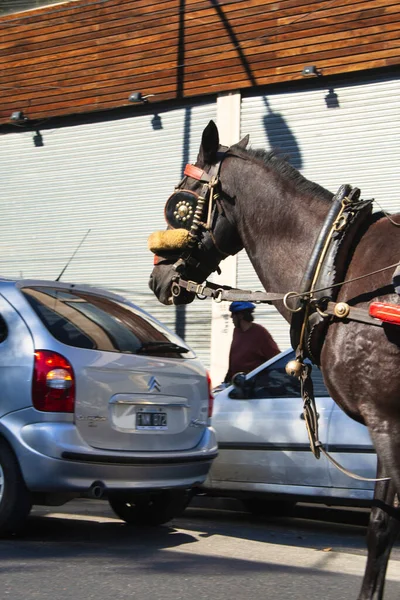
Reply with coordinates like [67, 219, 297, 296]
[229, 163, 332, 320]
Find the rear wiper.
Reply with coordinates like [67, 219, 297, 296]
[137, 341, 189, 354]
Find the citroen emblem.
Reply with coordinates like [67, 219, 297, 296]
[148, 376, 161, 392]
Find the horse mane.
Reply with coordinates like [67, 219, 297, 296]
[239, 146, 333, 202]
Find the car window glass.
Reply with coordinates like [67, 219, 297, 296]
[247, 354, 329, 399]
[21, 287, 194, 358]
[307, 364, 329, 397]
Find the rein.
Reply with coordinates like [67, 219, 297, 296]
[174, 261, 400, 309]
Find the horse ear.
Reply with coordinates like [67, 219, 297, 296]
[198, 120, 220, 164]
[236, 134, 249, 149]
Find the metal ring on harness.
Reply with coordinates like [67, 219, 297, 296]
[283, 291, 303, 313]
[213, 288, 224, 303]
[316, 305, 329, 318]
[333, 213, 348, 232]
[171, 282, 181, 297]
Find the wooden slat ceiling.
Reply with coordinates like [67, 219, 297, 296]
[0, 0, 399, 124]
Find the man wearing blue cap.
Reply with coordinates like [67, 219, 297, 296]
[224, 301, 280, 383]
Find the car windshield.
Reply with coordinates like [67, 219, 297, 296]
[21, 287, 194, 358]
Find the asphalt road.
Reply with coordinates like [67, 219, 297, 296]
[0, 498, 399, 600]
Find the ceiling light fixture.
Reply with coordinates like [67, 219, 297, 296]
[128, 92, 155, 104]
[301, 65, 321, 77]
[10, 110, 29, 124]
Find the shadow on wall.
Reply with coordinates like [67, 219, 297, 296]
[262, 97, 303, 170]
[174, 105, 193, 339]
[33, 130, 44, 147]
[325, 87, 340, 109]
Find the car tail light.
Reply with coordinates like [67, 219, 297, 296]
[32, 350, 75, 412]
[206, 371, 214, 418]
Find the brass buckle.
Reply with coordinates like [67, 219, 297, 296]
[187, 280, 205, 295]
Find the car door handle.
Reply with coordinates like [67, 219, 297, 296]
[300, 412, 319, 420]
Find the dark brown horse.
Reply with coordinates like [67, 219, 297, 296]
[148, 120, 400, 599]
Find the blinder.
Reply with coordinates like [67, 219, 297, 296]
[164, 190, 198, 230]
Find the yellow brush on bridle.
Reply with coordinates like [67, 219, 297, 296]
[148, 229, 191, 254]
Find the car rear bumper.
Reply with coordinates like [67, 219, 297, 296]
[24, 454, 216, 493]
[1, 417, 218, 493]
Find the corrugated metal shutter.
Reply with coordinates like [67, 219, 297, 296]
[0, 1, 62, 15]
[239, 71, 400, 349]
[0, 102, 217, 366]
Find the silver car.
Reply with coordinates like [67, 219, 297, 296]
[202, 349, 376, 515]
[0, 278, 217, 533]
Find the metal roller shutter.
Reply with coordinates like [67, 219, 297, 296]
[0, 102, 217, 366]
[239, 71, 400, 349]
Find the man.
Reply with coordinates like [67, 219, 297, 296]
[225, 301, 280, 383]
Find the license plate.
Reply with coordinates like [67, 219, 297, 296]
[136, 411, 167, 430]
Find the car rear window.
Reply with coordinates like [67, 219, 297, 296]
[21, 287, 194, 358]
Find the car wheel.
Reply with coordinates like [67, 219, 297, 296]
[242, 497, 295, 517]
[0, 439, 32, 535]
[109, 489, 190, 526]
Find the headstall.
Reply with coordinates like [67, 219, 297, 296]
[149, 149, 234, 283]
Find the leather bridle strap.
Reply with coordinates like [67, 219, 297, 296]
[184, 164, 213, 181]
[172, 278, 287, 303]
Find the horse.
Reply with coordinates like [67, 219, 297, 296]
[148, 120, 400, 600]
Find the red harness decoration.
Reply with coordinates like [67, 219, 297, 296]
[184, 164, 205, 181]
[369, 302, 400, 325]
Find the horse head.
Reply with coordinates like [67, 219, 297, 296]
[148, 120, 246, 305]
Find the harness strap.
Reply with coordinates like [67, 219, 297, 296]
[173, 278, 286, 303]
[323, 301, 383, 327]
[173, 280, 385, 328]
[184, 164, 212, 181]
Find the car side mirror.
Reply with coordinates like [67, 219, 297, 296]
[230, 372, 248, 399]
[232, 372, 246, 388]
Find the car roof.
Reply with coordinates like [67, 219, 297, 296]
[0, 277, 190, 347]
[0, 277, 130, 305]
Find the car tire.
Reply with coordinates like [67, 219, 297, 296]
[0, 439, 32, 535]
[242, 497, 295, 517]
[108, 489, 190, 526]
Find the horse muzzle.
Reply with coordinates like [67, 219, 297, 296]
[149, 263, 195, 306]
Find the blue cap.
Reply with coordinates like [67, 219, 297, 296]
[229, 301, 256, 313]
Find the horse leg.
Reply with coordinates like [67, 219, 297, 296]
[357, 459, 400, 600]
